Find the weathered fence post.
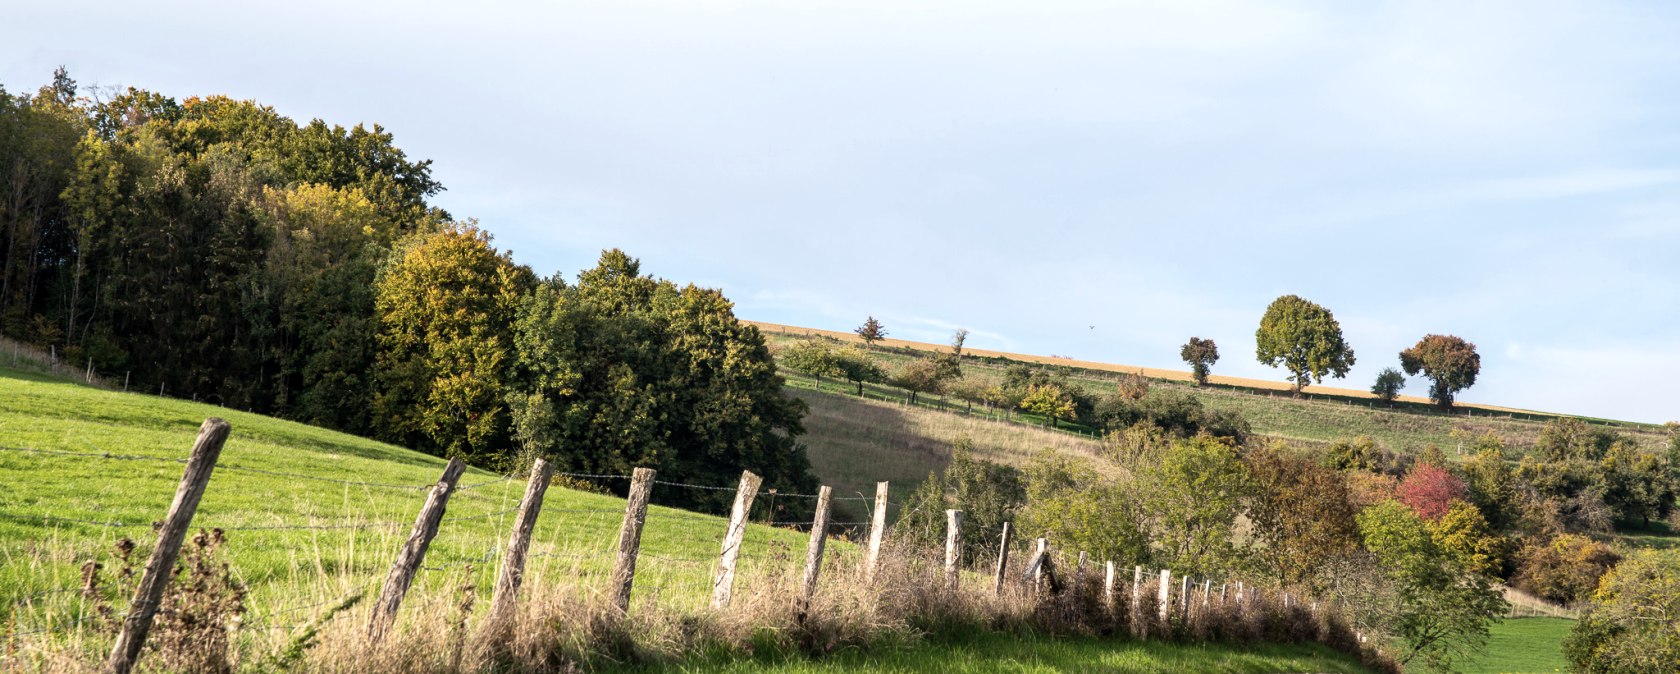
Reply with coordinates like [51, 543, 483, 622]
[483, 458, 553, 640]
[1104, 561, 1116, 609]
[1030, 538, 1049, 587]
[1157, 569, 1171, 622]
[105, 418, 229, 674]
[992, 521, 1012, 596]
[1131, 566, 1143, 621]
[609, 467, 656, 612]
[800, 485, 834, 609]
[368, 456, 466, 644]
[711, 470, 762, 609]
[1202, 579, 1211, 608]
[1180, 575, 1190, 617]
[864, 481, 889, 584]
[944, 509, 963, 586]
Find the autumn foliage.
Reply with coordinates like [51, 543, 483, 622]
[1396, 463, 1465, 521]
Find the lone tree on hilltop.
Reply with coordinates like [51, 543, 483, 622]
[1180, 337, 1220, 385]
[1372, 368, 1406, 405]
[855, 316, 887, 346]
[1254, 295, 1356, 395]
[1400, 334, 1481, 410]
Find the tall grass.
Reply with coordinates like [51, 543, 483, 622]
[5, 532, 1392, 673]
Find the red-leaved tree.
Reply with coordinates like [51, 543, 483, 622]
[1396, 463, 1465, 521]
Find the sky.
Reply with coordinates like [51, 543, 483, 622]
[5, 1, 1679, 422]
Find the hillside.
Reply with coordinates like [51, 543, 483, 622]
[755, 321, 1671, 456]
[0, 366, 819, 632]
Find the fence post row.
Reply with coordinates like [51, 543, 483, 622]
[944, 509, 963, 586]
[711, 470, 762, 609]
[368, 456, 466, 644]
[799, 485, 834, 610]
[105, 418, 230, 674]
[992, 521, 1012, 596]
[864, 481, 890, 584]
[610, 467, 656, 613]
[483, 457, 554, 640]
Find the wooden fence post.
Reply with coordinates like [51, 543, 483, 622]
[710, 470, 762, 609]
[483, 458, 553, 639]
[1180, 575, 1190, 617]
[800, 485, 834, 608]
[1131, 565, 1143, 622]
[105, 418, 229, 674]
[1104, 561, 1116, 609]
[944, 509, 963, 585]
[864, 481, 889, 584]
[609, 467, 656, 612]
[1157, 569, 1171, 623]
[992, 521, 1012, 596]
[367, 457, 466, 644]
[1201, 579, 1211, 608]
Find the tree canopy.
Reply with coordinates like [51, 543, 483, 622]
[1400, 334, 1481, 409]
[1179, 336, 1219, 385]
[1254, 295, 1356, 394]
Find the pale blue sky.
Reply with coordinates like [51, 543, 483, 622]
[6, 1, 1679, 422]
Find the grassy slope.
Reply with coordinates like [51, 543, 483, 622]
[619, 631, 1369, 673]
[0, 368, 1374, 673]
[760, 330, 1670, 456]
[792, 387, 1106, 522]
[0, 367, 820, 631]
[1461, 618, 1574, 674]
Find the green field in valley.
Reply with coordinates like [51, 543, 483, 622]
[1461, 618, 1574, 674]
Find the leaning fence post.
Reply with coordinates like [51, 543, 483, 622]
[367, 456, 466, 644]
[711, 470, 762, 609]
[992, 521, 1012, 596]
[1158, 569, 1171, 623]
[799, 485, 834, 610]
[105, 418, 229, 674]
[864, 481, 889, 584]
[609, 467, 656, 612]
[483, 458, 553, 640]
[944, 509, 963, 586]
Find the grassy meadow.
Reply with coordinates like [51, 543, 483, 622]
[0, 365, 828, 640]
[761, 329, 1671, 457]
[1460, 618, 1574, 674]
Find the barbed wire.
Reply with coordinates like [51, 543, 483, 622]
[0, 509, 147, 529]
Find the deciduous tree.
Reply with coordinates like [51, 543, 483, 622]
[1357, 500, 1508, 672]
[854, 315, 887, 346]
[1180, 336, 1219, 385]
[1018, 383, 1075, 428]
[1254, 295, 1355, 394]
[1400, 334, 1481, 410]
[1372, 368, 1405, 405]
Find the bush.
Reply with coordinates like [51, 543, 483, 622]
[1513, 533, 1621, 605]
[1564, 549, 1680, 673]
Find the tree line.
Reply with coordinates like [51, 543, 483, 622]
[0, 70, 815, 507]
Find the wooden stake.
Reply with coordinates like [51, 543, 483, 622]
[483, 458, 553, 639]
[1131, 566, 1143, 620]
[864, 481, 889, 584]
[992, 521, 1012, 596]
[368, 457, 466, 643]
[710, 470, 762, 609]
[105, 418, 229, 674]
[609, 467, 656, 612]
[1157, 569, 1171, 622]
[800, 485, 834, 606]
[1104, 561, 1116, 609]
[944, 509, 963, 586]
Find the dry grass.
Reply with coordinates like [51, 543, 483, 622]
[3, 532, 1393, 674]
[792, 390, 1107, 522]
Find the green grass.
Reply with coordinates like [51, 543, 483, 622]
[0, 366, 821, 632]
[610, 630, 1371, 673]
[1460, 618, 1575, 674]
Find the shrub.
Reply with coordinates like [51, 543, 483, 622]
[1396, 463, 1465, 521]
[1513, 533, 1621, 605]
[1564, 549, 1680, 673]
